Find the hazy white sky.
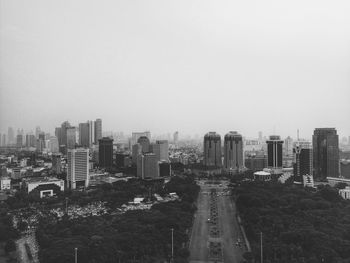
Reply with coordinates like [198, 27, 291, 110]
[1, 0, 350, 139]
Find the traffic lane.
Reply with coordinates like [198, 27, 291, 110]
[189, 186, 210, 262]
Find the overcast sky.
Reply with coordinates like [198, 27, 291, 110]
[1, 0, 350, 139]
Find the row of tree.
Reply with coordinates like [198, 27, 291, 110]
[235, 181, 350, 263]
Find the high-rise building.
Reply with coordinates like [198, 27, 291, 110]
[132, 144, 142, 164]
[36, 138, 45, 152]
[7, 127, 14, 145]
[266, 135, 284, 173]
[55, 127, 62, 146]
[16, 134, 23, 147]
[38, 132, 45, 141]
[258, 131, 263, 142]
[137, 153, 159, 179]
[67, 148, 89, 189]
[98, 137, 113, 169]
[94, 118, 102, 143]
[293, 141, 313, 182]
[79, 122, 90, 147]
[48, 136, 59, 153]
[150, 140, 169, 162]
[313, 128, 339, 179]
[89, 120, 95, 146]
[26, 134, 36, 148]
[52, 153, 62, 174]
[203, 132, 222, 167]
[131, 131, 151, 147]
[224, 131, 244, 172]
[173, 131, 179, 145]
[60, 121, 71, 148]
[1, 134, 6, 146]
[35, 126, 41, 138]
[284, 136, 294, 157]
[137, 136, 150, 153]
[66, 127, 76, 150]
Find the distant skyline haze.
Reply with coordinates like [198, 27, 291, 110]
[1, 0, 350, 139]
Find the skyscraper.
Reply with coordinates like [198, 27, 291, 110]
[35, 126, 41, 138]
[16, 134, 23, 147]
[79, 122, 90, 147]
[60, 121, 71, 148]
[98, 137, 113, 169]
[94, 118, 102, 143]
[67, 148, 89, 189]
[137, 136, 150, 153]
[284, 136, 294, 157]
[48, 136, 59, 153]
[150, 140, 169, 162]
[132, 143, 142, 164]
[293, 141, 313, 182]
[55, 127, 62, 146]
[7, 127, 14, 145]
[26, 134, 36, 148]
[173, 131, 179, 145]
[203, 132, 222, 167]
[52, 153, 62, 174]
[131, 131, 151, 147]
[313, 128, 339, 179]
[1, 134, 6, 146]
[224, 131, 244, 172]
[266, 135, 284, 173]
[66, 127, 76, 150]
[137, 153, 159, 179]
[89, 120, 95, 146]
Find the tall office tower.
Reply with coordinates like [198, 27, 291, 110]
[60, 121, 71, 147]
[67, 148, 89, 189]
[36, 138, 45, 152]
[131, 131, 151, 147]
[26, 134, 36, 147]
[94, 118, 102, 143]
[132, 143, 142, 164]
[35, 126, 41, 138]
[16, 134, 23, 147]
[153, 140, 169, 162]
[266, 135, 284, 173]
[79, 122, 90, 147]
[224, 131, 244, 172]
[284, 136, 294, 157]
[203, 132, 222, 167]
[55, 127, 62, 146]
[7, 127, 14, 145]
[258, 131, 263, 142]
[173, 131, 179, 145]
[98, 137, 113, 169]
[137, 136, 150, 153]
[137, 153, 159, 179]
[66, 127, 76, 150]
[89, 120, 95, 146]
[1, 134, 6, 147]
[293, 141, 313, 182]
[48, 136, 59, 153]
[52, 153, 62, 174]
[313, 128, 339, 180]
[38, 132, 45, 141]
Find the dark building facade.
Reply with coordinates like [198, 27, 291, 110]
[203, 132, 222, 167]
[98, 137, 114, 169]
[245, 155, 267, 171]
[293, 141, 313, 182]
[313, 128, 339, 180]
[224, 131, 244, 172]
[116, 153, 129, 168]
[266, 135, 283, 171]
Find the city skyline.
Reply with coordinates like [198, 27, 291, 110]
[1, 0, 350, 139]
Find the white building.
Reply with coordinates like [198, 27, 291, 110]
[24, 177, 64, 198]
[339, 187, 350, 200]
[67, 148, 89, 189]
[0, 177, 11, 190]
[303, 174, 314, 188]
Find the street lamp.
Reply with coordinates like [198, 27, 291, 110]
[74, 247, 78, 263]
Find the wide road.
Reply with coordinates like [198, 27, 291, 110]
[189, 180, 245, 263]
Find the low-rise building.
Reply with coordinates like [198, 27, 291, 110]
[23, 177, 64, 198]
[339, 186, 350, 200]
[0, 177, 11, 190]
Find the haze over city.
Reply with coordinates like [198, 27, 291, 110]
[1, 0, 350, 138]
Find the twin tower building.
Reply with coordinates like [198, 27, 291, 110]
[204, 131, 244, 172]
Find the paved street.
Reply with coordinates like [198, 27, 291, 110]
[189, 180, 245, 263]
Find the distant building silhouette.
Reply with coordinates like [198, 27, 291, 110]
[137, 153, 159, 179]
[224, 131, 243, 172]
[204, 132, 222, 167]
[137, 136, 150, 153]
[79, 122, 90, 147]
[313, 128, 339, 179]
[98, 137, 114, 169]
[94, 118, 102, 143]
[293, 141, 313, 182]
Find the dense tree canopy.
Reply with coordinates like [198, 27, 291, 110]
[235, 181, 350, 263]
